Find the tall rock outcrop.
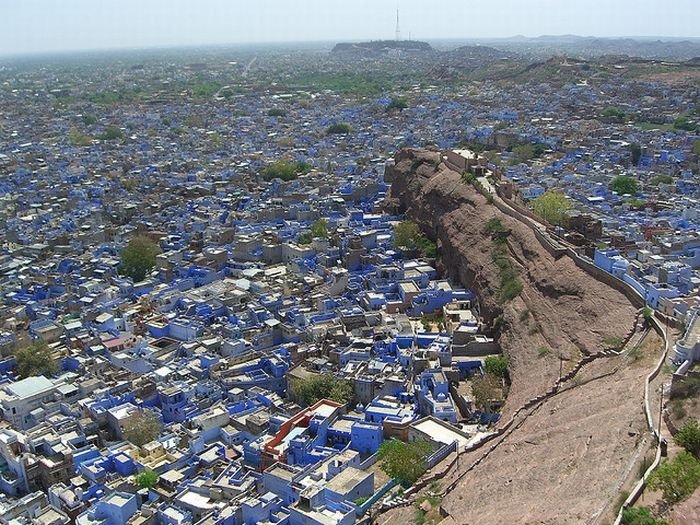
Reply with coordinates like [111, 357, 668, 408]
[382, 148, 656, 524]
[386, 148, 638, 411]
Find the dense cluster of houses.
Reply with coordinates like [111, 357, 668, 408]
[0, 57, 511, 525]
[0, 49, 698, 525]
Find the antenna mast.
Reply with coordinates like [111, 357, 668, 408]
[395, 8, 401, 41]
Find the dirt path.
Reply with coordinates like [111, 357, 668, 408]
[377, 331, 664, 525]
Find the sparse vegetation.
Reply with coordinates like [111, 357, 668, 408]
[462, 171, 477, 184]
[511, 142, 547, 164]
[674, 116, 697, 132]
[614, 490, 630, 517]
[420, 311, 446, 332]
[604, 335, 624, 348]
[191, 81, 222, 99]
[286, 71, 390, 97]
[537, 346, 550, 357]
[485, 219, 522, 303]
[414, 493, 443, 525]
[81, 114, 97, 125]
[626, 198, 646, 210]
[120, 177, 136, 191]
[672, 399, 688, 420]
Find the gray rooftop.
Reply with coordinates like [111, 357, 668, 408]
[5, 376, 55, 398]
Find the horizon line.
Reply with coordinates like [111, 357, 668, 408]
[2, 33, 700, 61]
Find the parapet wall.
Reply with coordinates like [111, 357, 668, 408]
[493, 179, 646, 309]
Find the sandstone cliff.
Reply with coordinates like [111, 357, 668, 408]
[386, 148, 637, 410]
[382, 149, 656, 525]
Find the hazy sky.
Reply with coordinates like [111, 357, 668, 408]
[1, 0, 698, 56]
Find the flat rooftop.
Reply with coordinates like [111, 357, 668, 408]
[325, 467, 371, 494]
[413, 418, 470, 450]
[5, 376, 55, 398]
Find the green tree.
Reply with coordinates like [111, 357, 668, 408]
[647, 451, 700, 504]
[471, 374, 503, 413]
[311, 218, 329, 239]
[484, 355, 509, 379]
[297, 231, 313, 245]
[68, 128, 93, 147]
[650, 175, 673, 186]
[621, 506, 670, 525]
[602, 106, 626, 122]
[98, 126, 124, 141]
[81, 114, 98, 125]
[387, 96, 409, 111]
[120, 235, 160, 282]
[209, 132, 223, 148]
[512, 143, 534, 163]
[610, 175, 639, 195]
[135, 469, 159, 489]
[290, 374, 353, 406]
[675, 420, 700, 457]
[694, 141, 700, 156]
[262, 160, 311, 182]
[393, 221, 435, 257]
[326, 122, 352, 135]
[123, 410, 161, 447]
[630, 143, 642, 166]
[377, 440, 433, 487]
[267, 108, 287, 117]
[674, 116, 696, 132]
[14, 341, 58, 378]
[531, 191, 571, 225]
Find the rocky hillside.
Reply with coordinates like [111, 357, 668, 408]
[382, 149, 657, 524]
[386, 148, 637, 409]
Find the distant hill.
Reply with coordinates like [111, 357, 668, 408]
[450, 45, 510, 59]
[480, 35, 700, 61]
[332, 40, 433, 55]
